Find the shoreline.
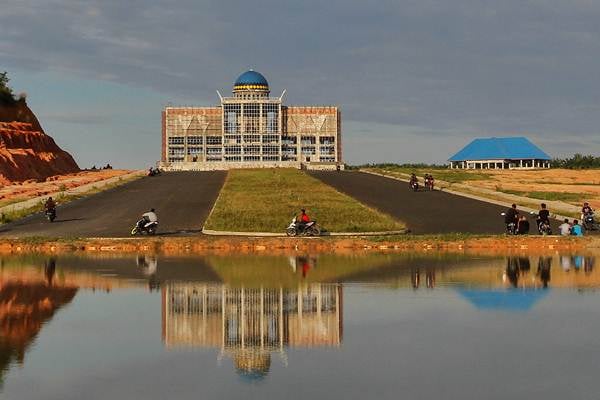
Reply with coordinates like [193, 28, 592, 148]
[0, 235, 597, 256]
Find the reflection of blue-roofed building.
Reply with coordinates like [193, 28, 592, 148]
[457, 288, 548, 312]
[448, 137, 551, 169]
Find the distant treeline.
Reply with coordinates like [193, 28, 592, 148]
[551, 154, 600, 169]
[347, 163, 447, 170]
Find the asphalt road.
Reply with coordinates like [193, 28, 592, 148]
[0, 171, 226, 238]
[309, 171, 557, 234]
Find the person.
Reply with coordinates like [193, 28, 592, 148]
[558, 218, 571, 236]
[141, 208, 158, 228]
[582, 202, 593, 218]
[537, 203, 550, 225]
[409, 173, 418, 190]
[571, 220, 583, 236]
[504, 204, 519, 232]
[296, 208, 310, 229]
[44, 197, 56, 211]
[517, 215, 530, 234]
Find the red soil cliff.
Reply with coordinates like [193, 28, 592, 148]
[0, 99, 79, 184]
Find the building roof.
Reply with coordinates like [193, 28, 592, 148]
[233, 70, 269, 92]
[448, 137, 551, 162]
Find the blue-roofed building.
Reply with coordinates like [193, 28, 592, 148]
[448, 137, 551, 169]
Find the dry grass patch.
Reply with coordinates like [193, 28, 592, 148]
[204, 169, 405, 233]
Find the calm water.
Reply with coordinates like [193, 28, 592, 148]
[1, 252, 599, 399]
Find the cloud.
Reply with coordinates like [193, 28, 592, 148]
[1, 0, 600, 164]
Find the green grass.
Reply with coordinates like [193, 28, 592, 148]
[500, 190, 582, 203]
[365, 166, 492, 184]
[204, 169, 405, 233]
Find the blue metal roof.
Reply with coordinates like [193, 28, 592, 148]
[457, 288, 548, 312]
[234, 70, 269, 87]
[448, 137, 551, 161]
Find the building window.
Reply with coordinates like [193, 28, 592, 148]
[207, 147, 222, 155]
[319, 136, 335, 145]
[206, 136, 222, 145]
[168, 146, 185, 156]
[301, 146, 316, 155]
[301, 136, 316, 145]
[263, 155, 279, 161]
[168, 136, 185, 145]
[243, 134, 261, 143]
[263, 145, 279, 155]
[187, 146, 203, 155]
[320, 156, 335, 163]
[225, 156, 242, 162]
[224, 145, 242, 155]
[224, 135, 242, 144]
[320, 146, 335, 155]
[244, 145, 261, 155]
[187, 136, 203, 145]
[282, 136, 297, 145]
[262, 135, 279, 144]
[224, 104, 241, 134]
[244, 156, 261, 162]
[168, 157, 184, 162]
[244, 103, 260, 134]
[264, 103, 278, 133]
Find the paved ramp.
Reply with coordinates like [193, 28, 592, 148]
[310, 171, 524, 234]
[0, 171, 226, 238]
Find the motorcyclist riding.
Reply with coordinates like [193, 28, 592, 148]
[581, 202, 593, 220]
[504, 204, 519, 233]
[409, 173, 418, 190]
[297, 208, 310, 233]
[44, 197, 56, 211]
[536, 203, 551, 233]
[136, 208, 158, 231]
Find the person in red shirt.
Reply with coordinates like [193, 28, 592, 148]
[297, 209, 311, 233]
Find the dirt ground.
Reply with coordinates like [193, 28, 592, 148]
[476, 169, 600, 209]
[0, 169, 134, 205]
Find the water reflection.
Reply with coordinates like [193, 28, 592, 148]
[0, 257, 78, 386]
[163, 283, 342, 379]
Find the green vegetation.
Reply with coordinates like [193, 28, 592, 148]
[551, 154, 600, 169]
[204, 169, 405, 233]
[364, 165, 492, 184]
[0, 71, 16, 104]
[500, 190, 582, 203]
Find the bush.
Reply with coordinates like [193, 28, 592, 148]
[551, 154, 600, 169]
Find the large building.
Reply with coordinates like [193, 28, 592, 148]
[160, 70, 342, 171]
[448, 137, 551, 169]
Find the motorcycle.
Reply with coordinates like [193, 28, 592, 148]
[45, 208, 56, 222]
[131, 218, 158, 235]
[583, 212, 600, 231]
[425, 178, 434, 191]
[286, 217, 321, 237]
[501, 212, 518, 235]
[409, 180, 419, 192]
[530, 212, 552, 235]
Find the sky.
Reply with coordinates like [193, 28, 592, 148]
[1, 0, 600, 169]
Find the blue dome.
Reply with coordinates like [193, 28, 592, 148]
[234, 70, 269, 91]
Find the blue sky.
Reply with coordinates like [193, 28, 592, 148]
[2, 0, 600, 168]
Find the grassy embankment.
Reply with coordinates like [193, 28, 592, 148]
[0, 174, 142, 224]
[364, 166, 600, 217]
[204, 169, 405, 233]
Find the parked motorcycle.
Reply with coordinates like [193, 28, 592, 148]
[583, 212, 600, 231]
[131, 218, 158, 235]
[286, 217, 321, 237]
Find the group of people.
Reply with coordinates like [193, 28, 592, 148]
[90, 164, 113, 170]
[505, 202, 594, 236]
[409, 173, 435, 191]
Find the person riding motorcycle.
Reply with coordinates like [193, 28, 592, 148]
[504, 204, 519, 233]
[44, 197, 56, 212]
[537, 203, 550, 232]
[581, 202, 593, 220]
[139, 208, 158, 230]
[296, 209, 311, 233]
[409, 173, 418, 190]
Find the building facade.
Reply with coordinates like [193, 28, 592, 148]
[160, 70, 342, 171]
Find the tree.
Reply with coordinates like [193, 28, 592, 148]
[0, 71, 15, 103]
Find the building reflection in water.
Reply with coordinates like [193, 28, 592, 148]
[162, 283, 343, 379]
